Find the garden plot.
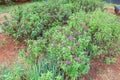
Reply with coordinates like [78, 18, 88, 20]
[0, 1, 120, 80]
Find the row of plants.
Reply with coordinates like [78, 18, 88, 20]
[1, 0, 120, 80]
[3, 0, 104, 40]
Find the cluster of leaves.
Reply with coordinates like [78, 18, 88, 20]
[1, 11, 91, 80]
[3, 0, 104, 40]
[3, 1, 73, 40]
[19, 39, 46, 64]
[69, 0, 104, 12]
[0, 64, 25, 80]
[0, 57, 63, 80]
[44, 12, 92, 79]
[88, 9, 120, 56]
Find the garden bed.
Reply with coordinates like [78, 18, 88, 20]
[0, 0, 120, 80]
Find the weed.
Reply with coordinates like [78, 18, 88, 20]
[105, 57, 117, 65]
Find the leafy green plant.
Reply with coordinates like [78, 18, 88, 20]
[71, 0, 104, 12]
[3, 0, 105, 40]
[0, 64, 25, 80]
[105, 57, 117, 65]
[88, 9, 120, 56]
[3, 1, 73, 40]
[39, 71, 53, 80]
[18, 11, 92, 80]
[0, 57, 62, 80]
[2, 1, 120, 80]
[27, 57, 60, 80]
[19, 39, 46, 64]
[43, 12, 93, 79]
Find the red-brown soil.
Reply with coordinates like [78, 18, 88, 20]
[81, 56, 120, 80]
[0, 33, 23, 66]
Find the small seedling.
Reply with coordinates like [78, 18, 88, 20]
[105, 58, 117, 65]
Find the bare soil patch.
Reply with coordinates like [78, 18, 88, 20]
[81, 56, 120, 80]
[0, 33, 23, 66]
